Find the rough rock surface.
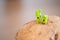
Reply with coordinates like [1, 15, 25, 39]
[16, 16, 60, 40]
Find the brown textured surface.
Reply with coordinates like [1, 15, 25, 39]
[16, 16, 60, 40]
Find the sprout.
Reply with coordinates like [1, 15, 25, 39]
[42, 15, 48, 24]
[36, 9, 41, 23]
[36, 9, 48, 24]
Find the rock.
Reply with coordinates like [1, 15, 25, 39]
[16, 16, 60, 40]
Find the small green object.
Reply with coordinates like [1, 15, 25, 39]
[36, 9, 41, 23]
[42, 15, 48, 24]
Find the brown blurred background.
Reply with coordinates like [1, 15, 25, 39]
[0, 0, 60, 40]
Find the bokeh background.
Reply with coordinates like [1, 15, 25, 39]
[0, 0, 60, 40]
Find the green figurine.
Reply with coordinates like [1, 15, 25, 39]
[42, 15, 48, 24]
[36, 9, 41, 23]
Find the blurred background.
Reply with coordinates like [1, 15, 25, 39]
[0, 0, 60, 40]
